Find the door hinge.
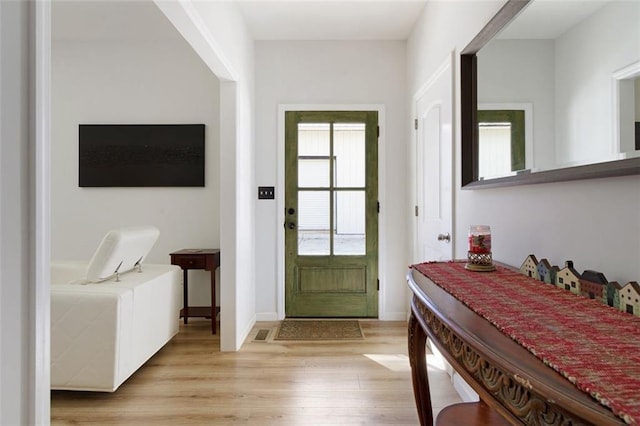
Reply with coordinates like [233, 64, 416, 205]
[414, 118, 418, 130]
[415, 205, 419, 217]
[377, 125, 380, 138]
[377, 279, 380, 291]
[377, 201, 380, 213]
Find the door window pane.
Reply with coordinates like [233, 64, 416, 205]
[334, 123, 365, 188]
[298, 157, 331, 188]
[334, 191, 365, 255]
[298, 123, 329, 156]
[298, 191, 330, 255]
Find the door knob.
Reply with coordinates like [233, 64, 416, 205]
[437, 233, 451, 242]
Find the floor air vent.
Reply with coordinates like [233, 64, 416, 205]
[253, 329, 271, 342]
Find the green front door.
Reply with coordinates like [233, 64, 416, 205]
[284, 111, 378, 317]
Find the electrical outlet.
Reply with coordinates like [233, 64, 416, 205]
[258, 186, 275, 200]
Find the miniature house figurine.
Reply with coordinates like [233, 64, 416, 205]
[520, 254, 539, 280]
[556, 261, 582, 296]
[605, 281, 622, 309]
[580, 270, 608, 301]
[536, 259, 556, 284]
[619, 281, 640, 315]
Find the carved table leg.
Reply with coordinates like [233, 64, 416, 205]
[409, 310, 434, 426]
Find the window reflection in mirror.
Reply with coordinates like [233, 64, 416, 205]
[478, 110, 525, 180]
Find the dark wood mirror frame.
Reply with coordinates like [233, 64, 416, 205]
[461, 0, 640, 189]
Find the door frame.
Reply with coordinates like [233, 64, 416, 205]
[276, 104, 386, 320]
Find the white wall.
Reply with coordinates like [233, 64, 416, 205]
[51, 39, 220, 306]
[190, 1, 256, 352]
[408, 1, 640, 290]
[157, 0, 256, 351]
[255, 41, 408, 320]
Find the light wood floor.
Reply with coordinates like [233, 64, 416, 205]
[51, 319, 461, 425]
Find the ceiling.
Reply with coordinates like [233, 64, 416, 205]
[498, 0, 611, 39]
[52, 0, 429, 42]
[236, 1, 428, 40]
[52, 0, 621, 44]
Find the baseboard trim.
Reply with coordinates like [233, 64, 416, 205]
[255, 312, 408, 321]
[255, 312, 279, 321]
[381, 311, 409, 321]
[453, 372, 480, 403]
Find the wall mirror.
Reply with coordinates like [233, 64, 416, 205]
[461, 0, 640, 188]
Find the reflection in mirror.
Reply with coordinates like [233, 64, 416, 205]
[636, 78, 640, 150]
[477, 105, 531, 179]
[463, 0, 640, 187]
[623, 76, 640, 152]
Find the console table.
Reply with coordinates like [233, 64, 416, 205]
[170, 249, 221, 334]
[407, 263, 630, 426]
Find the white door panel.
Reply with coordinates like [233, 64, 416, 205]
[415, 54, 454, 262]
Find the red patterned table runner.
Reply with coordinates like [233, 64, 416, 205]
[412, 261, 640, 425]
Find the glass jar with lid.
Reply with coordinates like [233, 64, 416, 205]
[468, 225, 491, 254]
[465, 225, 495, 271]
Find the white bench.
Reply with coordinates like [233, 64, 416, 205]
[50, 226, 181, 392]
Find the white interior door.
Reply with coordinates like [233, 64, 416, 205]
[415, 55, 454, 262]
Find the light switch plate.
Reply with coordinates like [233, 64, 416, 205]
[258, 186, 275, 200]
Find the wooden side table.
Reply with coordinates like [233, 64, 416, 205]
[169, 249, 221, 334]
